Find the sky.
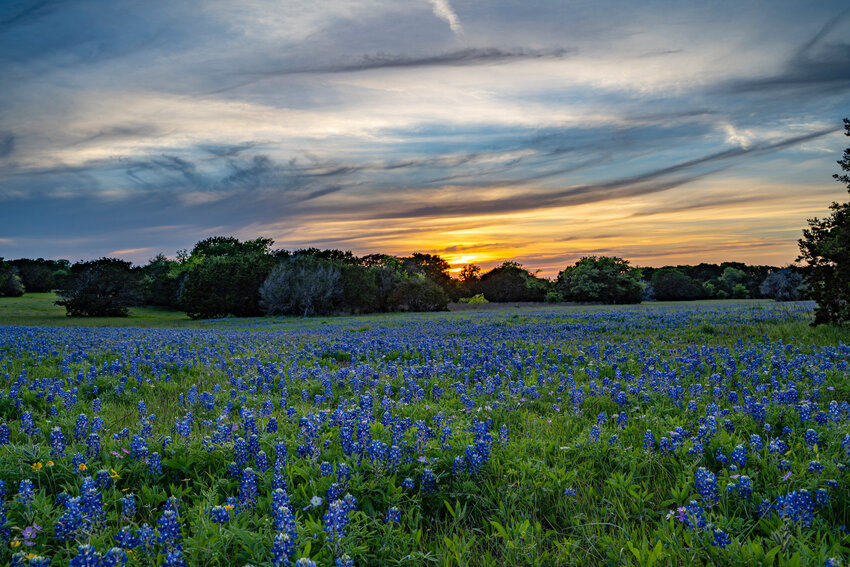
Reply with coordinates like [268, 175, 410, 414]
[1, 1, 849, 276]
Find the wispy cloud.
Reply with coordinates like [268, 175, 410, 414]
[427, 0, 463, 35]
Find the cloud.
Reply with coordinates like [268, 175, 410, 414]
[427, 0, 463, 35]
[0, 132, 14, 159]
[207, 47, 573, 94]
[724, 10, 850, 94]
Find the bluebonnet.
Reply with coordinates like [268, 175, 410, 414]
[239, 467, 258, 510]
[50, 426, 67, 457]
[115, 526, 139, 549]
[727, 476, 752, 500]
[17, 479, 34, 508]
[386, 506, 401, 523]
[207, 505, 231, 524]
[402, 477, 415, 489]
[564, 487, 577, 498]
[694, 468, 718, 504]
[157, 509, 182, 545]
[95, 469, 112, 489]
[54, 496, 85, 541]
[420, 469, 436, 493]
[86, 432, 101, 459]
[130, 435, 148, 459]
[272, 532, 298, 566]
[775, 490, 816, 527]
[730, 444, 747, 467]
[808, 460, 824, 474]
[323, 499, 351, 542]
[69, 544, 101, 567]
[711, 529, 731, 548]
[81, 476, 104, 526]
[148, 452, 162, 475]
[643, 430, 655, 453]
[74, 414, 88, 441]
[256, 450, 270, 472]
[749, 434, 763, 453]
[683, 501, 708, 530]
[452, 455, 465, 476]
[804, 428, 819, 447]
[335, 555, 354, 567]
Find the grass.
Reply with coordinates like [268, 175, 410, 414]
[0, 293, 204, 328]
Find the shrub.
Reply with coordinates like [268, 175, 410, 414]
[459, 293, 489, 304]
[55, 258, 141, 316]
[651, 269, 704, 301]
[387, 274, 449, 311]
[0, 258, 24, 297]
[259, 256, 343, 316]
[759, 268, 806, 301]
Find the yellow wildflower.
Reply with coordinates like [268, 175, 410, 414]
[78, 463, 87, 471]
[223, 504, 234, 512]
[109, 468, 120, 479]
[46, 460, 54, 467]
[10, 540, 21, 548]
[31, 462, 43, 471]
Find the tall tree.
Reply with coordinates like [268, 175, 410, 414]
[557, 256, 642, 304]
[798, 119, 850, 325]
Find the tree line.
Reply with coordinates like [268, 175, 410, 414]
[0, 243, 807, 318]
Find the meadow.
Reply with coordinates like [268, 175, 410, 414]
[0, 298, 849, 566]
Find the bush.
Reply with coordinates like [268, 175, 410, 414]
[55, 258, 140, 316]
[0, 259, 24, 297]
[651, 268, 704, 301]
[479, 262, 549, 302]
[180, 254, 273, 319]
[459, 293, 489, 304]
[388, 274, 449, 311]
[557, 256, 643, 304]
[260, 256, 343, 316]
[759, 268, 806, 301]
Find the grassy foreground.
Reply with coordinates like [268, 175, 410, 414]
[0, 299, 849, 566]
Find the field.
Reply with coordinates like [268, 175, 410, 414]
[1, 298, 849, 566]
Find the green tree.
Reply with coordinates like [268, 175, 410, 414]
[798, 118, 850, 325]
[0, 258, 25, 297]
[557, 256, 642, 304]
[55, 258, 141, 316]
[8, 258, 69, 292]
[140, 254, 184, 308]
[179, 236, 276, 319]
[387, 273, 449, 311]
[651, 268, 703, 301]
[479, 261, 549, 302]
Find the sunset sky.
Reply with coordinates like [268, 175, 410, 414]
[1, 1, 849, 276]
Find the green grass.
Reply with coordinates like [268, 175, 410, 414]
[0, 293, 203, 328]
